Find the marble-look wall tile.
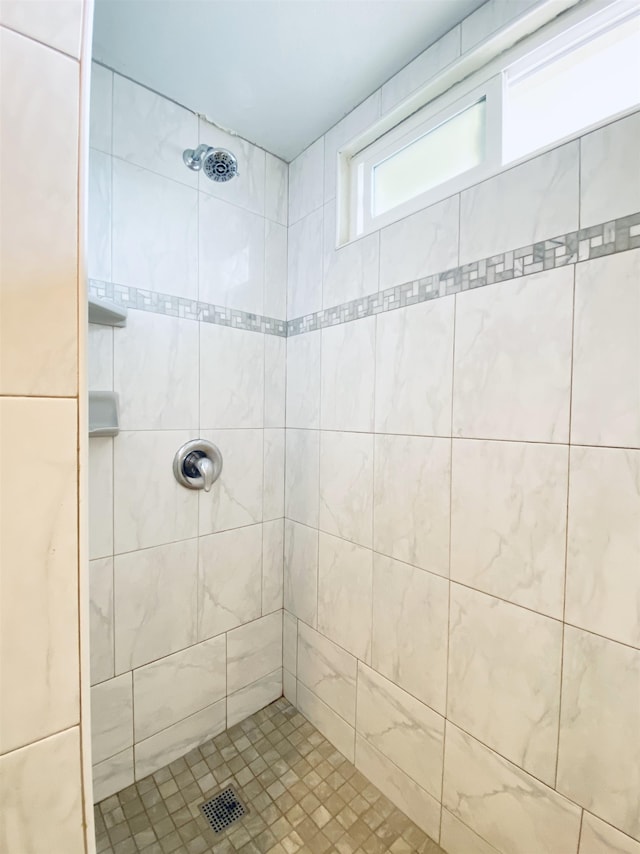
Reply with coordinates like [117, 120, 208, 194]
[89, 437, 113, 560]
[199, 324, 264, 429]
[135, 700, 226, 779]
[0, 31, 78, 397]
[113, 75, 198, 187]
[0, 729, 84, 854]
[285, 429, 320, 528]
[357, 664, 444, 800]
[88, 149, 112, 281]
[262, 518, 284, 614]
[90, 557, 114, 686]
[0, 398, 78, 753]
[198, 119, 266, 216]
[372, 553, 448, 715]
[113, 430, 198, 553]
[114, 539, 198, 672]
[451, 439, 568, 618]
[317, 534, 373, 663]
[297, 684, 355, 762]
[114, 312, 199, 430]
[579, 812, 640, 854]
[453, 266, 574, 442]
[227, 669, 283, 728]
[322, 202, 379, 307]
[373, 434, 450, 576]
[379, 195, 459, 290]
[324, 91, 380, 201]
[459, 142, 579, 264]
[460, 0, 539, 52]
[199, 428, 263, 535]
[92, 748, 134, 804]
[90, 63, 113, 154]
[355, 735, 441, 841]
[441, 810, 501, 854]
[448, 586, 562, 785]
[557, 628, 640, 840]
[319, 431, 373, 547]
[289, 137, 324, 225]
[264, 335, 286, 428]
[227, 611, 283, 693]
[91, 674, 133, 764]
[264, 219, 287, 320]
[283, 611, 298, 675]
[264, 429, 285, 520]
[284, 520, 318, 627]
[265, 152, 288, 225]
[375, 296, 454, 436]
[0, 0, 82, 56]
[283, 669, 297, 706]
[112, 159, 198, 299]
[321, 316, 375, 432]
[443, 723, 582, 854]
[88, 322, 113, 391]
[287, 207, 323, 318]
[297, 622, 357, 725]
[571, 249, 640, 448]
[566, 447, 640, 649]
[133, 635, 226, 741]
[286, 331, 321, 428]
[580, 111, 640, 227]
[198, 523, 262, 639]
[198, 194, 265, 314]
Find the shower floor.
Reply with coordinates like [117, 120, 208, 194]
[94, 698, 445, 854]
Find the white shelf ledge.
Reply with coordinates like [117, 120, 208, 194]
[88, 295, 127, 327]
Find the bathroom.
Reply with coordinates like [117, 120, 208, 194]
[0, 0, 639, 852]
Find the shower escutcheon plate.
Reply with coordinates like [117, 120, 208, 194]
[173, 439, 223, 492]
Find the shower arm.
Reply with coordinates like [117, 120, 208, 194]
[183, 144, 211, 170]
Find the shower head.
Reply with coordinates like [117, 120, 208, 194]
[182, 144, 239, 182]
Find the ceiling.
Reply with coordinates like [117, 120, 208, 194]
[93, 0, 486, 162]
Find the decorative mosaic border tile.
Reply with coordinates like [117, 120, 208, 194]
[287, 211, 640, 336]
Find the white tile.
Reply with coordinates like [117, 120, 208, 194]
[355, 735, 441, 840]
[90, 63, 112, 154]
[88, 322, 113, 391]
[264, 219, 287, 319]
[198, 118, 266, 215]
[198, 194, 265, 314]
[114, 312, 199, 430]
[297, 622, 357, 725]
[297, 684, 355, 762]
[566, 447, 640, 648]
[113, 75, 198, 187]
[0, 729, 84, 854]
[286, 331, 321, 428]
[88, 149, 112, 281]
[283, 611, 298, 674]
[199, 429, 263, 535]
[379, 195, 459, 290]
[461, 0, 539, 53]
[460, 143, 579, 264]
[0, 31, 78, 396]
[113, 430, 198, 553]
[285, 429, 320, 528]
[322, 202, 379, 307]
[317, 534, 372, 662]
[227, 668, 283, 728]
[264, 429, 285, 521]
[557, 628, 640, 840]
[451, 439, 568, 618]
[375, 296, 454, 436]
[0, 0, 82, 56]
[441, 811, 501, 854]
[0, 398, 78, 753]
[443, 723, 582, 854]
[373, 434, 451, 576]
[264, 335, 286, 428]
[453, 266, 574, 442]
[227, 611, 283, 693]
[265, 152, 288, 225]
[89, 437, 113, 560]
[114, 539, 198, 672]
[357, 664, 444, 800]
[581, 111, 640, 227]
[321, 317, 375, 432]
[198, 524, 262, 639]
[91, 674, 133, 764]
[133, 635, 226, 741]
[324, 92, 380, 201]
[572, 249, 640, 448]
[112, 159, 198, 298]
[135, 700, 226, 779]
[284, 520, 318, 627]
[372, 553, 448, 715]
[92, 748, 134, 804]
[199, 324, 264, 429]
[262, 518, 284, 614]
[580, 812, 640, 854]
[289, 137, 324, 224]
[287, 207, 323, 318]
[448, 585, 562, 785]
[283, 670, 297, 706]
[90, 557, 114, 686]
[319, 431, 373, 547]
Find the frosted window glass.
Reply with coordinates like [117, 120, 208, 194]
[373, 99, 486, 217]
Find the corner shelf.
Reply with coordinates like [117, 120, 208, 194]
[88, 295, 127, 327]
[89, 391, 120, 438]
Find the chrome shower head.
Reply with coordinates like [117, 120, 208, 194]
[182, 144, 239, 182]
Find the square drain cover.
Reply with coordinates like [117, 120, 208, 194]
[200, 786, 247, 833]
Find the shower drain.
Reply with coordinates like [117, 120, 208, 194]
[199, 786, 248, 833]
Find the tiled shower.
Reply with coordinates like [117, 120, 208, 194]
[85, 6, 640, 854]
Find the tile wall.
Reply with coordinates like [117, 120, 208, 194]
[87, 65, 288, 802]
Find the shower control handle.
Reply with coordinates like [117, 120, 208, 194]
[173, 440, 223, 491]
